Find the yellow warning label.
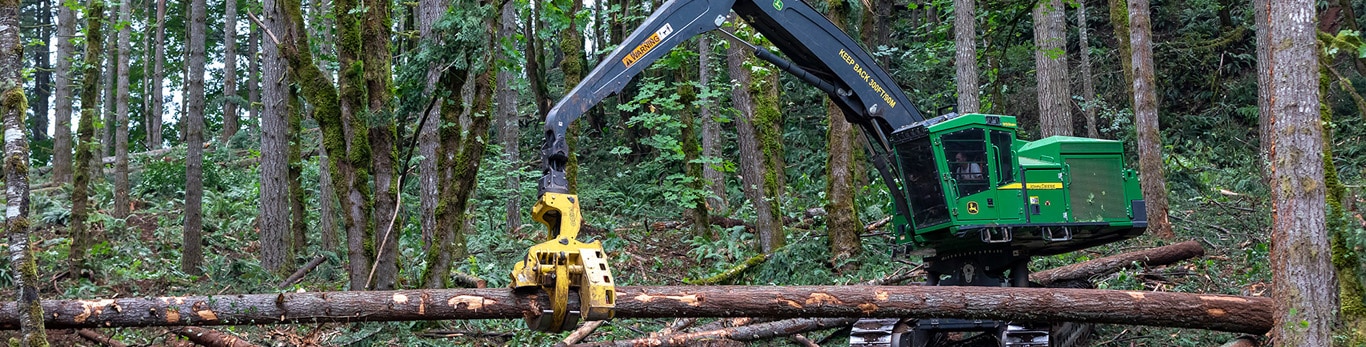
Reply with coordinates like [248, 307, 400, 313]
[623, 33, 662, 67]
[967, 201, 979, 214]
[999, 182, 1063, 190]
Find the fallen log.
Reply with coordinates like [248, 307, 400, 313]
[174, 327, 259, 347]
[76, 329, 129, 347]
[684, 254, 767, 285]
[1031, 240, 1206, 286]
[553, 320, 604, 347]
[0, 285, 1271, 334]
[575, 317, 856, 347]
[276, 255, 327, 289]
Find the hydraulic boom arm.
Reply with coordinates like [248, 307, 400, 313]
[514, 0, 932, 333]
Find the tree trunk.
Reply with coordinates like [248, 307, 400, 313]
[416, 0, 442, 250]
[0, 286, 1273, 334]
[248, 26, 260, 135]
[260, 0, 294, 275]
[698, 35, 726, 213]
[27, 0, 50, 145]
[1128, 0, 1172, 239]
[101, 24, 116, 160]
[1107, 0, 1133, 100]
[112, 0, 132, 219]
[2, 0, 51, 343]
[1033, 0, 1071, 137]
[174, 327, 259, 347]
[182, 0, 208, 274]
[562, 1, 584, 193]
[149, 0, 165, 148]
[953, 0, 978, 113]
[824, 0, 861, 267]
[69, 0, 105, 276]
[1030, 240, 1204, 285]
[726, 22, 784, 255]
[317, 135, 338, 252]
[677, 49, 707, 238]
[1077, 0, 1098, 138]
[583, 318, 854, 347]
[1318, 54, 1366, 346]
[51, 0, 76, 184]
[220, 0, 239, 143]
[334, 0, 378, 291]
[362, 0, 399, 291]
[1254, 0, 1270, 184]
[287, 86, 307, 260]
[1265, 0, 1334, 345]
[496, 0, 520, 232]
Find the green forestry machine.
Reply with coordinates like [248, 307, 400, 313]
[509, 0, 1149, 345]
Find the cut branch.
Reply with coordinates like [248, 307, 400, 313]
[1031, 241, 1206, 286]
[76, 329, 129, 347]
[575, 317, 856, 347]
[173, 327, 260, 347]
[276, 255, 327, 289]
[0, 286, 1270, 334]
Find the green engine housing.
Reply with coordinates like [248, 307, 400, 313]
[888, 113, 1147, 258]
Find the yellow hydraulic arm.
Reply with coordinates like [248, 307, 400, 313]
[510, 192, 615, 332]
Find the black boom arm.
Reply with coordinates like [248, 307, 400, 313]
[537, 0, 927, 197]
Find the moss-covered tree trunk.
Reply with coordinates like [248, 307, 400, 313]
[1107, 0, 1133, 99]
[698, 35, 726, 214]
[561, 0, 584, 193]
[112, 0, 131, 219]
[1127, 0, 1172, 239]
[1033, 0, 1070, 137]
[362, 0, 398, 291]
[2, 0, 51, 343]
[677, 50, 708, 239]
[182, 0, 207, 274]
[1318, 55, 1366, 346]
[50, 0, 75, 184]
[69, 0, 104, 276]
[1263, 1, 1334, 345]
[331, 0, 377, 290]
[726, 22, 785, 255]
[824, 0, 861, 267]
[287, 87, 306, 258]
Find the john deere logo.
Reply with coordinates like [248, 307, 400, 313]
[967, 201, 980, 214]
[773, 0, 783, 10]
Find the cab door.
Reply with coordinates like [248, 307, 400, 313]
[941, 128, 996, 222]
[987, 130, 1024, 224]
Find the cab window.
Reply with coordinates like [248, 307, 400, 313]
[991, 130, 1015, 184]
[941, 129, 988, 197]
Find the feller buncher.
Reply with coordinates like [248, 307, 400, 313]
[510, 0, 1148, 345]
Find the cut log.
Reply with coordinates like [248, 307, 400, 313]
[553, 320, 604, 347]
[575, 317, 856, 347]
[76, 329, 129, 347]
[0, 286, 1271, 334]
[1031, 240, 1205, 286]
[173, 327, 259, 347]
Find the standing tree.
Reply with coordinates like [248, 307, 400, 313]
[361, 0, 399, 291]
[677, 49, 708, 238]
[726, 21, 785, 255]
[953, 0, 978, 113]
[495, 0, 520, 231]
[1077, 0, 1098, 138]
[220, 0, 239, 143]
[259, 0, 293, 275]
[51, 0, 75, 184]
[1262, 0, 1334, 345]
[698, 34, 726, 213]
[1107, 0, 1132, 97]
[1127, 0, 1172, 239]
[182, 0, 207, 274]
[1033, 0, 1070, 137]
[70, 0, 104, 276]
[112, 0, 131, 219]
[416, 0, 441, 249]
[248, 24, 260, 134]
[25, 0, 50, 145]
[824, 0, 861, 266]
[2, 0, 51, 342]
[148, 0, 165, 148]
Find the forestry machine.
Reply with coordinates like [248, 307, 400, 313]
[510, 0, 1148, 345]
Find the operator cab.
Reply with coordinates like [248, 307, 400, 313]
[889, 113, 1147, 258]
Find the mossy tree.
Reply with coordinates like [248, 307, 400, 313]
[824, 0, 862, 268]
[69, 0, 104, 276]
[726, 20, 786, 255]
[2, 0, 51, 342]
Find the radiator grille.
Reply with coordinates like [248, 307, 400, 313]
[1066, 157, 1127, 222]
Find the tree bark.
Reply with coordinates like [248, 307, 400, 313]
[416, 0, 442, 250]
[1254, 0, 1270, 184]
[726, 21, 784, 255]
[496, 0, 521, 231]
[1030, 240, 1204, 286]
[248, 26, 260, 134]
[824, 0, 861, 267]
[1264, 0, 1334, 345]
[148, 0, 165, 148]
[220, 0, 239, 143]
[333, 0, 378, 290]
[101, 24, 116, 160]
[182, 0, 208, 274]
[362, 0, 398, 291]
[75, 329, 126, 347]
[0, 286, 1272, 334]
[1077, 0, 1098, 138]
[51, 0, 76, 183]
[1106, 0, 1133, 99]
[677, 47, 707, 238]
[1128, 0, 1172, 239]
[287, 88, 307, 260]
[69, 0, 105, 276]
[27, 0, 49, 144]
[2, 0, 50, 342]
[317, 135, 338, 252]
[260, 0, 294, 275]
[112, 0, 132, 219]
[174, 327, 260, 347]
[1033, 0, 1071, 137]
[698, 35, 726, 213]
[953, 0, 979, 113]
